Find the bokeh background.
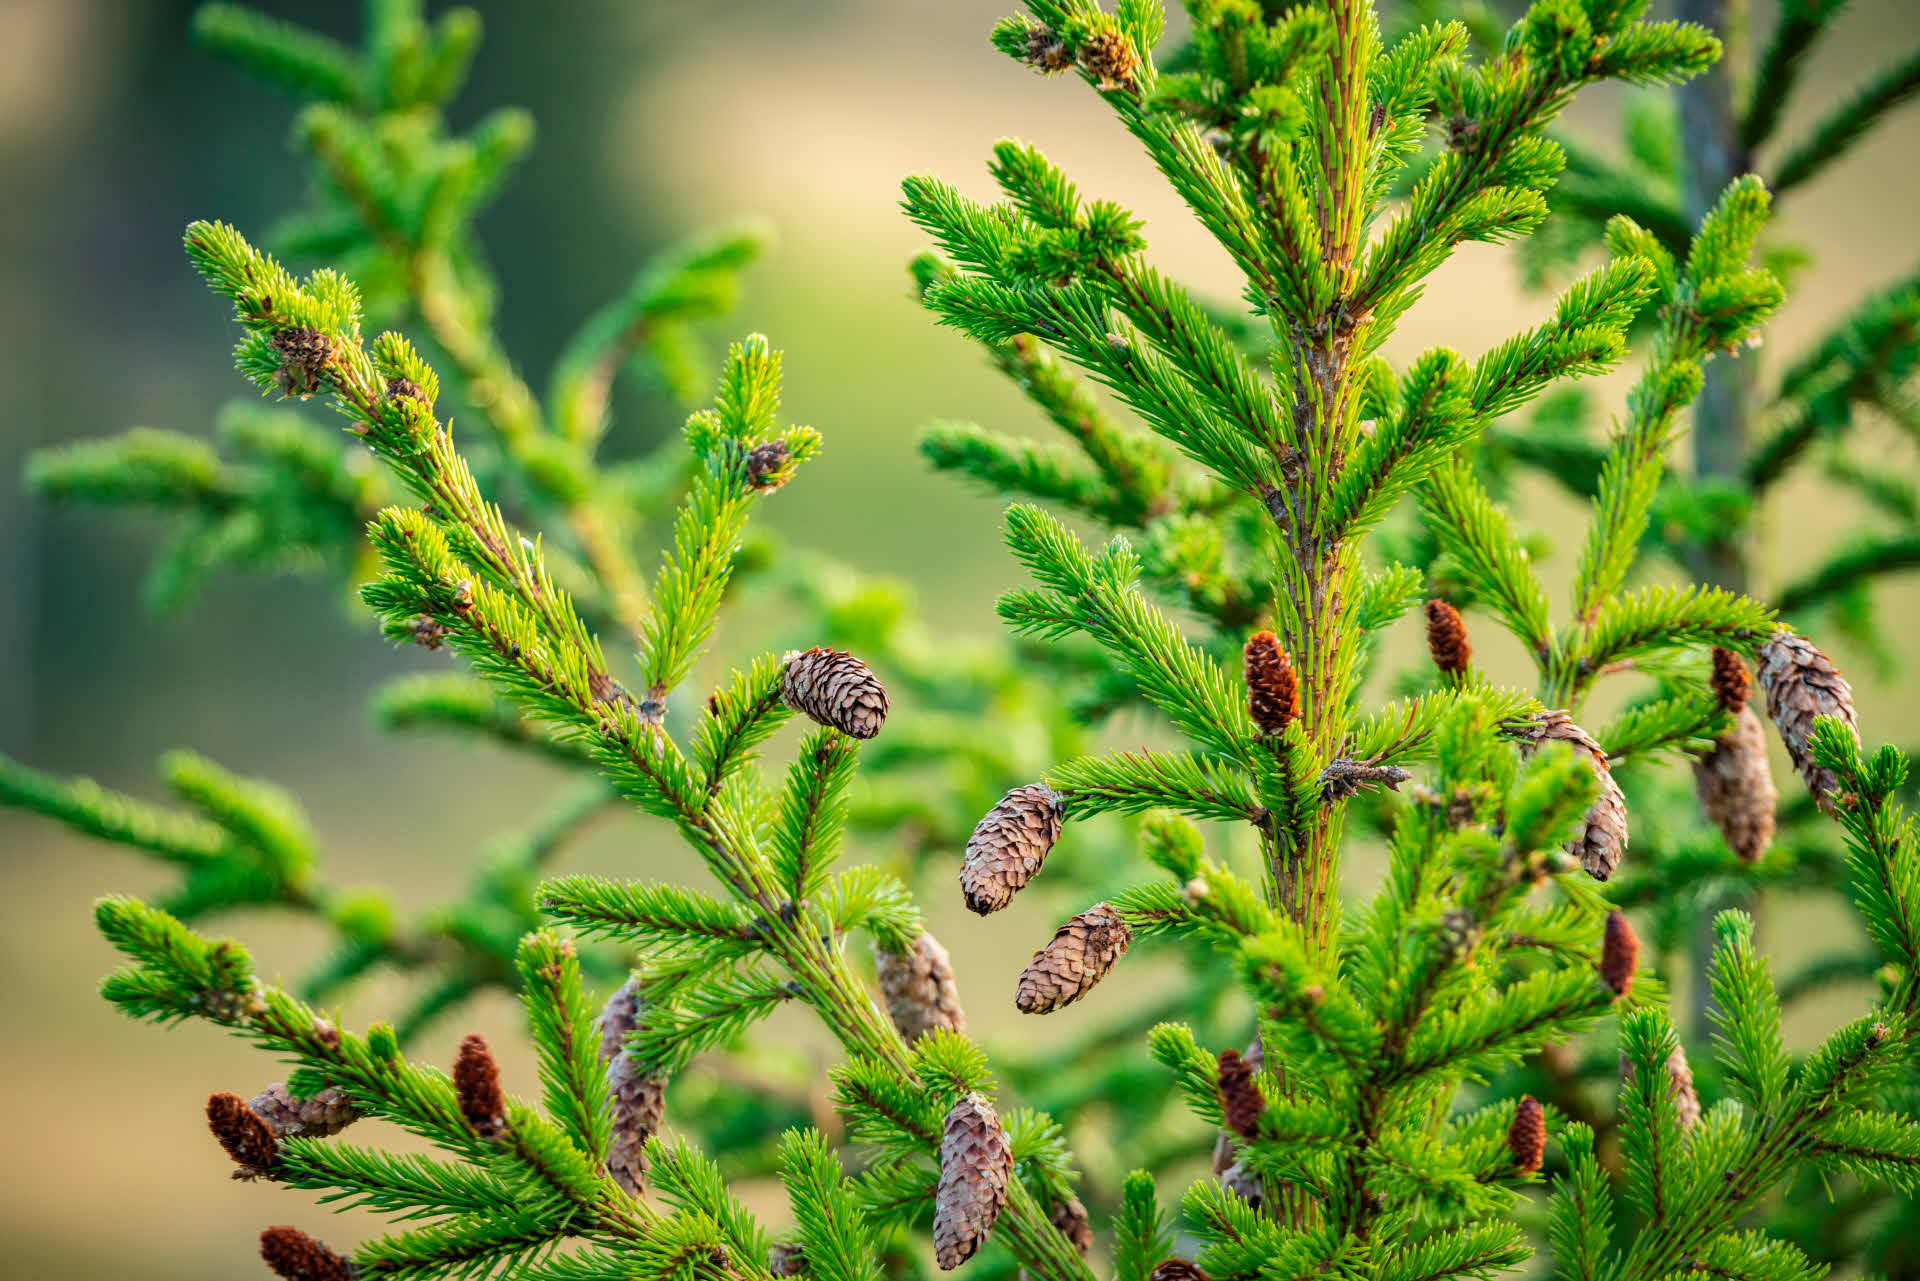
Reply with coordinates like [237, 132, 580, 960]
[2, 1, 1917, 1276]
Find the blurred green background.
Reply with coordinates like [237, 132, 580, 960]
[2, 1, 1917, 1276]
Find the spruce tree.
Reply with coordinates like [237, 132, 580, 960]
[7, 3, 1920, 1281]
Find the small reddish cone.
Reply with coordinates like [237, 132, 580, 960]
[1079, 28, 1139, 90]
[960, 784, 1064, 915]
[453, 1034, 506, 1139]
[1756, 631, 1859, 811]
[1600, 910, 1639, 996]
[1049, 1193, 1095, 1258]
[1151, 1262, 1213, 1281]
[780, 647, 888, 739]
[207, 1092, 280, 1177]
[874, 933, 968, 1043]
[1507, 1095, 1546, 1174]
[1515, 711, 1629, 880]
[1710, 647, 1751, 714]
[1425, 599, 1472, 676]
[1015, 903, 1133, 1014]
[933, 1093, 1013, 1270]
[1216, 1049, 1265, 1141]
[598, 977, 667, 1196]
[259, 1226, 355, 1281]
[247, 1083, 360, 1139]
[1212, 1037, 1265, 1207]
[1243, 631, 1300, 734]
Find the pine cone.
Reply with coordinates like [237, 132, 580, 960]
[1216, 1048, 1264, 1140]
[933, 1093, 1013, 1270]
[1212, 1036, 1264, 1205]
[1756, 630, 1858, 811]
[1023, 24, 1075, 72]
[875, 933, 967, 1043]
[768, 1243, 807, 1276]
[1425, 599, 1472, 675]
[1049, 1193, 1094, 1258]
[1507, 1095, 1545, 1173]
[259, 1226, 354, 1281]
[453, 1034, 506, 1140]
[270, 327, 335, 398]
[1243, 631, 1299, 734]
[1079, 29, 1139, 91]
[1515, 711, 1628, 880]
[247, 1083, 360, 1139]
[598, 977, 667, 1196]
[1151, 1262, 1213, 1281]
[1692, 705, 1776, 862]
[780, 647, 888, 739]
[1619, 1045, 1701, 1131]
[1599, 910, 1638, 997]
[207, 1091, 280, 1177]
[1015, 903, 1133, 1014]
[961, 784, 1064, 915]
[1710, 647, 1751, 714]
[746, 439, 793, 491]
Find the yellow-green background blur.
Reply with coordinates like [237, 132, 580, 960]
[2, 1, 1917, 1276]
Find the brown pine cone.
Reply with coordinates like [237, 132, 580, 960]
[1756, 631, 1858, 811]
[1079, 29, 1139, 91]
[1151, 1261, 1213, 1281]
[453, 1034, 506, 1140]
[1515, 711, 1628, 880]
[1243, 631, 1300, 734]
[1619, 1045, 1702, 1131]
[1710, 647, 1751, 714]
[1049, 1193, 1094, 1258]
[768, 1242, 807, 1276]
[1216, 1048, 1265, 1140]
[875, 933, 967, 1043]
[259, 1226, 354, 1281]
[933, 1093, 1013, 1270]
[270, 327, 335, 398]
[1599, 910, 1638, 996]
[247, 1083, 360, 1139]
[598, 977, 667, 1196]
[1212, 1036, 1265, 1205]
[1023, 25, 1075, 72]
[1015, 903, 1132, 1014]
[1692, 705, 1776, 862]
[207, 1091, 279, 1177]
[780, 647, 888, 739]
[1425, 599, 1472, 675]
[1507, 1095, 1545, 1173]
[960, 784, 1064, 915]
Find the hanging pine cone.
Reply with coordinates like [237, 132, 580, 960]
[1212, 1036, 1264, 1205]
[1756, 630, 1858, 811]
[933, 1093, 1013, 1270]
[246, 1083, 360, 1139]
[1665, 1046, 1701, 1131]
[1425, 599, 1472, 675]
[1015, 903, 1132, 1014]
[207, 1091, 279, 1178]
[1151, 1262, 1213, 1281]
[1216, 1048, 1265, 1140]
[1049, 1193, 1094, 1258]
[1692, 705, 1776, 862]
[453, 1034, 506, 1140]
[1711, 647, 1751, 714]
[1599, 910, 1638, 997]
[875, 933, 967, 1043]
[1507, 1095, 1545, 1173]
[1515, 711, 1628, 880]
[259, 1226, 354, 1281]
[1243, 631, 1300, 734]
[780, 647, 888, 739]
[1079, 28, 1139, 91]
[961, 784, 1064, 915]
[599, 977, 667, 1196]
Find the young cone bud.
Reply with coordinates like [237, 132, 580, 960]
[1015, 903, 1132, 1014]
[1600, 910, 1638, 996]
[259, 1226, 355, 1281]
[960, 784, 1063, 914]
[1216, 1048, 1265, 1140]
[1507, 1096, 1545, 1173]
[1212, 1036, 1264, 1205]
[1243, 631, 1300, 734]
[780, 647, 888, 739]
[1425, 599, 1472, 675]
[208, 1091, 280, 1177]
[1515, 711, 1628, 880]
[933, 1092, 1013, 1270]
[1080, 28, 1139, 91]
[1756, 631, 1858, 811]
[1151, 1262, 1213, 1281]
[453, 1034, 506, 1139]
[1023, 25, 1075, 72]
[247, 1083, 360, 1139]
[875, 933, 967, 1043]
[1691, 705, 1776, 862]
[1710, 647, 1751, 714]
[598, 977, 667, 1196]
[1049, 1194, 1094, 1258]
